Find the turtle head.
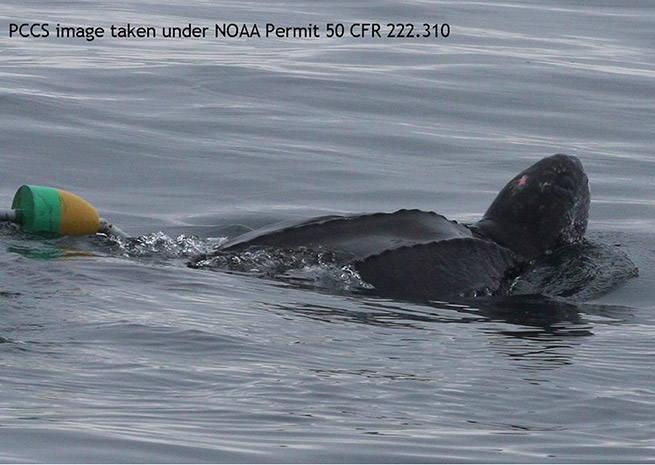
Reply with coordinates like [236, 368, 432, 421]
[474, 154, 590, 259]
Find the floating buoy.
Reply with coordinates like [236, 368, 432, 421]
[2, 184, 128, 238]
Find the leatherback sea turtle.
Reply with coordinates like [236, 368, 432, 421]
[190, 154, 635, 300]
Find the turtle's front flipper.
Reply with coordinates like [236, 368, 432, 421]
[355, 238, 523, 300]
[508, 239, 638, 300]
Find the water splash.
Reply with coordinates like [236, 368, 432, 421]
[190, 246, 372, 293]
[102, 232, 226, 260]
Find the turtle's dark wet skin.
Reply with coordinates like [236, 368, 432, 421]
[189, 154, 634, 301]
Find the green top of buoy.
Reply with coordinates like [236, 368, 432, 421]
[11, 185, 61, 236]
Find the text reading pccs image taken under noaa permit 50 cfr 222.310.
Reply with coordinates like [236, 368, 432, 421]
[8, 22, 451, 41]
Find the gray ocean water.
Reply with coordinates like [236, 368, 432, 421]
[1, 0, 655, 462]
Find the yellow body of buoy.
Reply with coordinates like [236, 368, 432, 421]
[57, 189, 100, 236]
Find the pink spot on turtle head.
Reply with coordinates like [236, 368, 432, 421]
[518, 175, 528, 187]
